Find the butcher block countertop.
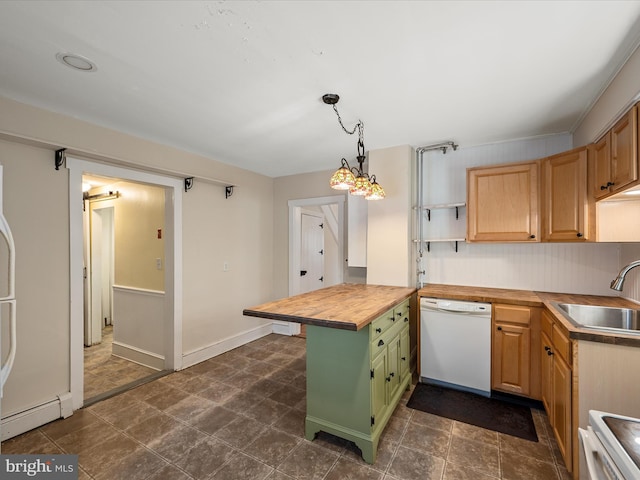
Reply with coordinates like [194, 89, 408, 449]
[418, 283, 640, 346]
[244, 284, 416, 331]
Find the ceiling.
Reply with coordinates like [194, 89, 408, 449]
[1, 1, 640, 178]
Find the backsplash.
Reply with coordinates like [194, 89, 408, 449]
[422, 242, 621, 296]
[620, 243, 640, 303]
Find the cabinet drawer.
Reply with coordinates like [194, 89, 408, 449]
[394, 299, 410, 325]
[370, 308, 394, 341]
[552, 324, 571, 364]
[494, 304, 531, 326]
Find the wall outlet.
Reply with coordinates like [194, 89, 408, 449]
[156, 258, 162, 270]
[223, 261, 229, 272]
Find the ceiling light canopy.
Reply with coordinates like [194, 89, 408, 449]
[323, 94, 385, 200]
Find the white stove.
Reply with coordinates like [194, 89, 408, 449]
[579, 410, 640, 480]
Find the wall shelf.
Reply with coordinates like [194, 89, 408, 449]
[414, 202, 466, 221]
[413, 238, 466, 252]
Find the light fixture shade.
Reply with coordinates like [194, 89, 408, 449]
[366, 179, 386, 200]
[350, 175, 372, 196]
[330, 166, 356, 190]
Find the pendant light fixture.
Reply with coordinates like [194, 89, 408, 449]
[323, 94, 385, 200]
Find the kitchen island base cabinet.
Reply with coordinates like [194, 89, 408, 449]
[304, 300, 411, 464]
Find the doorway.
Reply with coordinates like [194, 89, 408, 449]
[82, 176, 169, 403]
[68, 158, 183, 411]
[288, 195, 345, 336]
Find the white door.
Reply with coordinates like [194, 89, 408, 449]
[87, 206, 114, 347]
[299, 211, 324, 294]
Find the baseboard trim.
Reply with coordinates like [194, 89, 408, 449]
[182, 323, 274, 369]
[1, 392, 73, 442]
[272, 320, 298, 336]
[112, 342, 164, 371]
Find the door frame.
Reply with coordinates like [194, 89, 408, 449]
[68, 157, 183, 410]
[288, 196, 345, 327]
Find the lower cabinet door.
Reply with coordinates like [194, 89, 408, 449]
[370, 350, 388, 429]
[552, 354, 572, 468]
[492, 323, 531, 395]
[540, 331, 553, 415]
[387, 334, 401, 400]
[400, 327, 410, 379]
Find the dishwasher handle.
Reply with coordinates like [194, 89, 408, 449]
[420, 297, 491, 315]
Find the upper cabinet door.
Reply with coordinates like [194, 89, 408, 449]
[467, 162, 539, 242]
[593, 132, 612, 200]
[594, 105, 638, 199]
[610, 105, 638, 194]
[542, 147, 592, 242]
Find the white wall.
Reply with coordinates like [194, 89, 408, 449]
[367, 145, 414, 287]
[419, 134, 625, 295]
[574, 43, 640, 147]
[0, 140, 70, 417]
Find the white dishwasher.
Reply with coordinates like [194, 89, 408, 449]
[420, 297, 491, 396]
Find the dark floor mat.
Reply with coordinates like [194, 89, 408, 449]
[406, 383, 538, 442]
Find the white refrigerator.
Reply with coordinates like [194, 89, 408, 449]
[0, 164, 17, 438]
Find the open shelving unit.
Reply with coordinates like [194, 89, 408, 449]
[413, 202, 466, 252]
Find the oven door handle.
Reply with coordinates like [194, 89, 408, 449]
[579, 427, 605, 480]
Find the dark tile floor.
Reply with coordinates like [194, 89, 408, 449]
[84, 325, 158, 401]
[2, 333, 572, 479]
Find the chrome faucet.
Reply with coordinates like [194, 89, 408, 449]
[610, 259, 640, 291]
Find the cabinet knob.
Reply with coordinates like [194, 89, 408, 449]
[397, 312, 403, 317]
[378, 339, 384, 347]
[577, 233, 583, 238]
[600, 184, 609, 190]
[390, 317, 396, 322]
[607, 181, 615, 187]
[544, 346, 550, 351]
[404, 317, 409, 322]
[529, 234, 536, 239]
[547, 350, 554, 356]
[390, 372, 395, 378]
[497, 326, 502, 331]
[386, 376, 391, 382]
[401, 356, 407, 361]
[375, 327, 382, 333]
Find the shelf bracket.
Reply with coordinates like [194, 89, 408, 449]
[54, 148, 66, 170]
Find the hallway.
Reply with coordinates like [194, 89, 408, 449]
[84, 325, 159, 402]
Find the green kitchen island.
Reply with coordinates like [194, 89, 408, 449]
[243, 283, 416, 464]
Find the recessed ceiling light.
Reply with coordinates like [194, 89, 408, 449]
[55, 52, 97, 72]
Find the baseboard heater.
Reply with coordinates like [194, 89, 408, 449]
[1, 392, 73, 442]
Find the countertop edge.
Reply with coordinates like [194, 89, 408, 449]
[418, 284, 640, 347]
[244, 285, 416, 331]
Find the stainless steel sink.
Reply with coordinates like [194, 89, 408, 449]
[551, 302, 640, 335]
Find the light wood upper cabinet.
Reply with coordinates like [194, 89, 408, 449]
[593, 105, 638, 199]
[467, 161, 539, 242]
[542, 147, 594, 241]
